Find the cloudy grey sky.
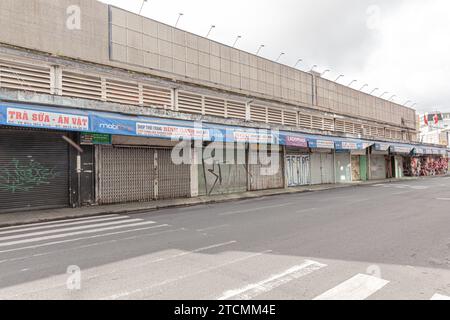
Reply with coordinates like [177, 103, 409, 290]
[99, 0, 450, 113]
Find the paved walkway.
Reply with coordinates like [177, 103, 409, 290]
[0, 177, 431, 228]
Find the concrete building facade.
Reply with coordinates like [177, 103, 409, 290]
[0, 0, 447, 213]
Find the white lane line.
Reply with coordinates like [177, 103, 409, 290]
[218, 260, 327, 300]
[0, 214, 119, 231]
[104, 250, 273, 300]
[295, 208, 317, 214]
[313, 274, 389, 300]
[0, 216, 131, 235]
[0, 225, 173, 255]
[196, 224, 230, 232]
[219, 203, 294, 216]
[0, 219, 146, 242]
[0, 221, 157, 247]
[431, 293, 450, 300]
[436, 198, 450, 201]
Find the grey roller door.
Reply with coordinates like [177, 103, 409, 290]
[157, 149, 191, 199]
[0, 128, 70, 213]
[249, 150, 284, 191]
[370, 154, 387, 180]
[286, 155, 310, 186]
[96, 146, 190, 204]
[97, 146, 155, 205]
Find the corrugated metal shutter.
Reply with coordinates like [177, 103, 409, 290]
[311, 152, 334, 185]
[157, 149, 191, 199]
[96, 146, 190, 204]
[286, 155, 310, 186]
[370, 154, 387, 180]
[97, 146, 155, 204]
[0, 128, 69, 213]
[335, 152, 351, 183]
[249, 150, 284, 190]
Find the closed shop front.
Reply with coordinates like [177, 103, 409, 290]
[198, 143, 247, 196]
[286, 153, 311, 187]
[351, 150, 368, 181]
[370, 152, 388, 180]
[394, 156, 404, 178]
[249, 145, 284, 191]
[0, 128, 70, 213]
[311, 150, 334, 185]
[96, 143, 190, 205]
[335, 151, 351, 183]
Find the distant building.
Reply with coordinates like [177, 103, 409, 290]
[419, 112, 450, 147]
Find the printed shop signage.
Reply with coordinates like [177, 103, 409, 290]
[335, 141, 363, 150]
[6, 107, 89, 131]
[233, 131, 276, 144]
[285, 135, 308, 148]
[308, 139, 335, 149]
[136, 122, 210, 140]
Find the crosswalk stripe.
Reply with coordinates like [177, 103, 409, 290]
[0, 216, 131, 236]
[0, 221, 157, 247]
[431, 293, 450, 300]
[0, 214, 119, 231]
[313, 274, 389, 300]
[0, 219, 147, 242]
[0, 224, 172, 254]
[218, 260, 327, 300]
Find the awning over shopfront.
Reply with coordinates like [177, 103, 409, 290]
[1, 102, 448, 155]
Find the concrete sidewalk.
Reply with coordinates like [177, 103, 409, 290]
[0, 176, 428, 228]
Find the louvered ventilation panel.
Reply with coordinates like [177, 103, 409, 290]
[105, 79, 139, 105]
[299, 113, 312, 129]
[0, 59, 51, 94]
[204, 97, 226, 117]
[62, 71, 102, 100]
[226, 101, 246, 120]
[354, 124, 363, 135]
[311, 116, 323, 130]
[250, 105, 267, 123]
[335, 120, 345, 132]
[268, 108, 283, 125]
[177, 92, 203, 114]
[344, 122, 354, 134]
[143, 85, 172, 109]
[283, 111, 297, 127]
[377, 128, 384, 137]
[323, 118, 334, 131]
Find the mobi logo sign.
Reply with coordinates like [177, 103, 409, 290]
[98, 123, 133, 132]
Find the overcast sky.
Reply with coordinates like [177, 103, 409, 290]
[99, 0, 450, 113]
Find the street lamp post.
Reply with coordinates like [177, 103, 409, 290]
[256, 45, 265, 56]
[348, 80, 357, 87]
[359, 84, 368, 91]
[321, 69, 331, 77]
[175, 13, 183, 28]
[389, 95, 397, 101]
[139, 0, 148, 15]
[275, 52, 285, 62]
[310, 65, 318, 72]
[293, 59, 303, 68]
[335, 75, 344, 82]
[206, 25, 215, 38]
[232, 35, 242, 48]
[370, 88, 379, 95]
[380, 92, 389, 98]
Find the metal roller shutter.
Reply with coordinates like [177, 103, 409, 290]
[157, 149, 191, 199]
[249, 150, 284, 191]
[97, 146, 155, 204]
[0, 128, 70, 213]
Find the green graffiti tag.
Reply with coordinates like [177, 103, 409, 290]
[0, 159, 59, 193]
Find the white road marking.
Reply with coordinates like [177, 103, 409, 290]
[436, 198, 450, 201]
[196, 224, 230, 232]
[313, 274, 389, 300]
[0, 221, 158, 247]
[0, 225, 175, 257]
[0, 214, 119, 231]
[219, 203, 294, 216]
[431, 293, 450, 300]
[218, 260, 327, 300]
[0, 216, 131, 235]
[0, 219, 146, 242]
[104, 250, 273, 300]
[295, 208, 317, 214]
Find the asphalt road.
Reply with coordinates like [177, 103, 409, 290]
[1, 177, 450, 300]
